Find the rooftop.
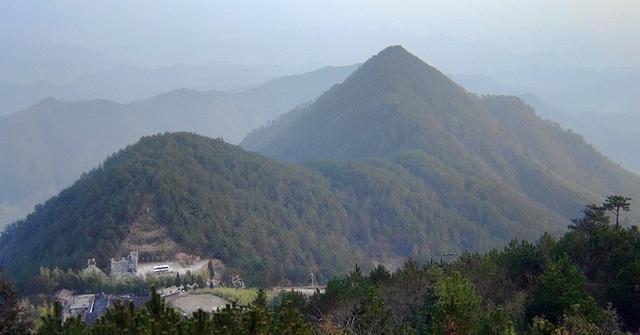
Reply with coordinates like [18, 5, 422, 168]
[69, 294, 95, 310]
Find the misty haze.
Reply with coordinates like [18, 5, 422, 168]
[1, 1, 640, 334]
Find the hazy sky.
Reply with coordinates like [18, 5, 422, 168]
[2, 0, 639, 70]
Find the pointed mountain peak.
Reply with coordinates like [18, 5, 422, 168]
[242, 45, 475, 162]
[344, 45, 460, 94]
[373, 45, 435, 66]
[360, 45, 424, 69]
[366, 45, 435, 68]
[376, 45, 412, 57]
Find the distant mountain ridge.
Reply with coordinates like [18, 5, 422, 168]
[3, 46, 639, 287]
[243, 45, 640, 223]
[0, 38, 330, 117]
[455, 73, 640, 174]
[0, 65, 358, 229]
[519, 94, 640, 175]
[0, 62, 306, 117]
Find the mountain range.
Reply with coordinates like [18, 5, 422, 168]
[454, 73, 640, 174]
[0, 38, 330, 116]
[0, 65, 357, 230]
[2, 46, 639, 286]
[243, 47, 638, 202]
[0, 62, 315, 117]
[244, 46, 640, 236]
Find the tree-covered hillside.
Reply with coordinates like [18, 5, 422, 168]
[306, 157, 561, 260]
[243, 46, 640, 225]
[3, 199, 639, 334]
[0, 133, 365, 286]
[4, 46, 640, 289]
[0, 132, 573, 287]
[302, 200, 640, 334]
[0, 65, 357, 230]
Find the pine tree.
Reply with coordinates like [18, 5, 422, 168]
[417, 271, 482, 335]
[207, 260, 215, 281]
[36, 303, 64, 335]
[602, 195, 632, 226]
[175, 272, 182, 287]
[526, 256, 602, 324]
[252, 289, 268, 309]
[1, 273, 32, 335]
[196, 275, 205, 289]
[273, 299, 314, 335]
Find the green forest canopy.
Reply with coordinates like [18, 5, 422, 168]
[2, 198, 639, 334]
[0, 132, 594, 287]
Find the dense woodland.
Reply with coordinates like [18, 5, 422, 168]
[4, 47, 640, 288]
[0, 65, 357, 230]
[2, 46, 640, 334]
[244, 46, 640, 225]
[0, 133, 367, 286]
[1, 128, 613, 288]
[2, 130, 565, 287]
[2, 198, 639, 334]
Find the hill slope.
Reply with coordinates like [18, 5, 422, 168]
[1, 133, 539, 285]
[0, 133, 363, 285]
[243, 46, 640, 224]
[4, 47, 639, 286]
[454, 74, 640, 175]
[0, 65, 357, 230]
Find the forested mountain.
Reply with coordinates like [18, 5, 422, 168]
[454, 73, 640, 174]
[0, 133, 364, 285]
[243, 46, 640, 223]
[0, 65, 357, 230]
[519, 93, 640, 174]
[0, 132, 564, 286]
[3, 46, 639, 290]
[6, 200, 640, 334]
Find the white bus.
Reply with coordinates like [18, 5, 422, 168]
[153, 265, 171, 273]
